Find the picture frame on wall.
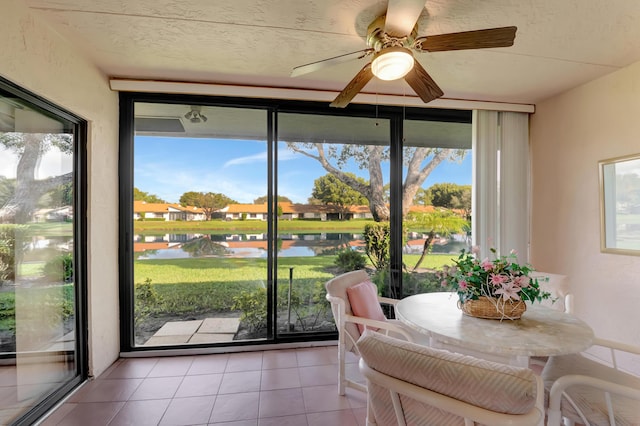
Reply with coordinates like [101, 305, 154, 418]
[600, 153, 640, 255]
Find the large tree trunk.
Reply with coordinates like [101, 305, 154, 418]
[0, 134, 72, 223]
[402, 148, 452, 216]
[366, 146, 389, 222]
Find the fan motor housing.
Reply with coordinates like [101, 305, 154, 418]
[367, 15, 418, 52]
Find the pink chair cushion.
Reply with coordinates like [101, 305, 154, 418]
[346, 281, 386, 334]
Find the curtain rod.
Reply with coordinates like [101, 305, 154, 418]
[109, 79, 535, 114]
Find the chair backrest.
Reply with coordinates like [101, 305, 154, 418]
[325, 270, 371, 352]
[544, 337, 640, 426]
[358, 330, 543, 426]
[530, 272, 572, 313]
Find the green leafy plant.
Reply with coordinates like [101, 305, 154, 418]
[363, 222, 390, 270]
[232, 287, 268, 332]
[438, 248, 551, 304]
[285, 280, 330, 331]
[43, 252, 74, 283]
[0, 224, 27, 283]
[334, 249, 366, 272]
[135, 278, 163, 327]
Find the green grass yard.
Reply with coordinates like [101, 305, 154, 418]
[135, 254, 455, 286]
[134, 253, 455, 315]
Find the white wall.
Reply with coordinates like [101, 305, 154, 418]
[1, 1, 120, 377]
[531, 60, 640, 347]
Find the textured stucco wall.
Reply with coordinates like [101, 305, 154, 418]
[531, 60, 640, 347]
[0, 0, 120, 377]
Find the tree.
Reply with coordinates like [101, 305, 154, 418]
[181, 235, 228, 257]
[253, 195, 292, 204]
[286, 142, 465, 221]
[405, 210, 469, 271]
[134, 187, 165, 203]
[425, 183, 470, 208]
[45, 181, 73, 208]
[425, 183, 472, 219]
[412, 187, 431, 206]
[178, 191, 201, 207]
[311, 173, 368, 219]
[179, 191, 237, 220]
[0, 133, 73, 223]
[0, 177, 16, 208]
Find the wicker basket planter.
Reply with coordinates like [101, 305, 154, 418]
[459, 296, 526, 320]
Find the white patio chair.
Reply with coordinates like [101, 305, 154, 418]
[325, 269, 429, 395]
[544, 337, 640, 426]
[529, 272, 573, 370]
[530, 272, 573, 313]
[357, 330, 544, 426]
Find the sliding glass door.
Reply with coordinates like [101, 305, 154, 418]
[275, 112, 390, 338]
[121, 94, 472, 351]
[401, 119, 473, 297]
[0, 80, 85, 425]
[130, 102, 270, 347]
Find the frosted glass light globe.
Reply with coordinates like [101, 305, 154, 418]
[371, 47, 414, 81]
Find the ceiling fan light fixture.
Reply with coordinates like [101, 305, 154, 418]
[371, 47, 414, 81]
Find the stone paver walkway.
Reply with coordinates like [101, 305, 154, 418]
[144, 317, 241, 346]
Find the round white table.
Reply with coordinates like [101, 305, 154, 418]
[395, 292, 594, 368]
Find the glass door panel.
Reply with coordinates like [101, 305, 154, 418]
[275, 113, 390, 337]
[132, 103, 269, 346]
[0, 93, 78, 424]
[401, 119, 472, 297]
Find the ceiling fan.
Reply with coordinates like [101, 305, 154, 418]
[291, 0, 517, 108]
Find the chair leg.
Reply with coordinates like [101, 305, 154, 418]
[338, 333, 346, 395]
[366, 388, 377, 426]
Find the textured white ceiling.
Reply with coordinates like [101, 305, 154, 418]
[26, 0, 640, 106]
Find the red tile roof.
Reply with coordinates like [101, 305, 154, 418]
[134, 201, 204, 214]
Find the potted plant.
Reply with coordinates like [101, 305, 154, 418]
[436, 247, 551, 320]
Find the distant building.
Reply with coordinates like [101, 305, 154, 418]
[33, 206, 73, 222]
[134, 200, 463, 222]
[133, 201, 205, 221]
[220, 202, 375, 221]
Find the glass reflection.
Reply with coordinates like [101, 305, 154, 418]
[0, 94, 76, 424]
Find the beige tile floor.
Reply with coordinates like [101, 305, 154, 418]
[38, 346, 367, 426]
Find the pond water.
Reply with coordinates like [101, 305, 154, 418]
[134, 232, 470, 260]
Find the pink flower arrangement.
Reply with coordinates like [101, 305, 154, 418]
[437, 247, 551, 305]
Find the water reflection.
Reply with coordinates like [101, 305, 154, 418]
[133, 232, 470, 260]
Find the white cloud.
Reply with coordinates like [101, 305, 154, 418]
[223, 148, 298, 168]
[223, 152, 267, 168]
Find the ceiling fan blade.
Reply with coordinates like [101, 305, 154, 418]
[415, 26, 517, 52]
[404, 60, 444, 104]
[384, 0, 426, 37]
[330, 63, 375, 108]
[291, 49, 373, 77]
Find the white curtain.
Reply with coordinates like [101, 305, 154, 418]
[472, 110, 530, 262]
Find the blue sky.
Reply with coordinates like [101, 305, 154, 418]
[135, 136, 472, 204]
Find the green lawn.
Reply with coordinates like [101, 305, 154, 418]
[133, 253, 455, 315]
[135, 254, 455, 286]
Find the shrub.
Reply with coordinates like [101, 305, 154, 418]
[334, 249, 366, 272]
[232, 287, 268, 332]
[363, 222, 390, 270]
[0, 225, 27, 283]
[43, 252, 74, 283]
[371, 268, 441, 300]
[135, 278, 163, 326]
[285, 279, 331, 331]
